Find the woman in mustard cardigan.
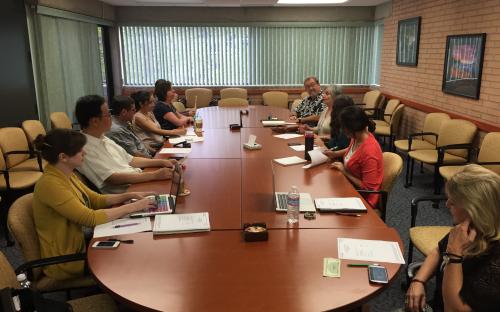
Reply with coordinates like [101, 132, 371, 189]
[33, 129, 156, 281]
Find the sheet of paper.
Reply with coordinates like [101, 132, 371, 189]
[273, 133, 303, 140]
[273, 156, 307, 166]
[337, 238, 405, 264]
[153, 212, 211, 234]
[185, 128, 196, 136]
[247, 134, 256, 145]
[93, 217, 151, 238]
[159, 148, 192, 154]
[314, 197, 367, 212]
[169, 136, 204, 144]
[289, 145, 320, 152]
[302, 148, 329, 169]
[262, 120, 285, 126]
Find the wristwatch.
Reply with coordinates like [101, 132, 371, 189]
[442, 253, 463, 267]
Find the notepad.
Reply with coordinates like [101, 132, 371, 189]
[273, 156, 307, 166]
[338, 238, 405, 264]
[93, 217, 152, 238]
[153, 212, 211, 235]
[159, 147, 192, 154]
[302, 148, 329, 169]
[273, 133, 303, 139]
[314, 197, 367, 212]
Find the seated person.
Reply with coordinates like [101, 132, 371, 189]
[106, 95, 152, 158]
[299, 84, 342, 136]
[33, 129, 156, 280]
[290, 76, 326, 124]
[330, 105, 383, 208]
[131, 90, 186, 153]
[153, 79, 193, 131]
[75, 94, 176, 194]
[315, 95, 354, 159]
[406, 165, 500, 312]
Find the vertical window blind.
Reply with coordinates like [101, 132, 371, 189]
[120, 24, 382, 87]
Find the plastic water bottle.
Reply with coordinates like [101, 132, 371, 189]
[17, 273, 31, 289]
[287, 186, 300, 224]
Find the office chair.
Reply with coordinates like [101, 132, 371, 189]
[262, 91, 289, 109]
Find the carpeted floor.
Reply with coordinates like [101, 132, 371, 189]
[0, 154, 453, 311]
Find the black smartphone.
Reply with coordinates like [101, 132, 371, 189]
[368, 265, 388, 284]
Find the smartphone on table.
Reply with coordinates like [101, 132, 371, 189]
[92, 241, 120, 249]
[367, 265, 388, 284]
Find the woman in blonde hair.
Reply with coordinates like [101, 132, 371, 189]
[406, 164, 500, 312]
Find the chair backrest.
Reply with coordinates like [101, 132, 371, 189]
[185, 88, 213, 108]
[389, 104, 405, 134]
[262, 91, 289, 108]
[218, 98, 249, 107]
[381, 152, 403, 194]
[0, 251, 19, 289]
[172, 101, 186, 113]
[0, 148, 5, 172]
[7, 193, 43, 280]
[383, 99, 400, 123]
[290, 98, 302, 112]
[437, 119, 477, 158]
[477, 132, 500, 174]
[22, 120, 46, 148]
[0, 127, 30, 168]
[422, 113, 450, 145]
[50, 112, 72, 129]
[300, 91, 309, 99]
[220, 88, 247, 99]
[362, 90, 381, 109]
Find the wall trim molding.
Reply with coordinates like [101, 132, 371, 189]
[383, 92, 500, 133]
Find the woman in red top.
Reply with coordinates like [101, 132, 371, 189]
[330, 105, 383, 208]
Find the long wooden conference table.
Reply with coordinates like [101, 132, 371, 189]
[88, 106, 403, 312]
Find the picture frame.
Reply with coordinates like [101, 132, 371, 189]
[442, 33, 486, 100]
[396, 17, 421, 66]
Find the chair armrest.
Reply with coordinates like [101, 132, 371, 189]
[477, 161, 500, 166]
[362, 108, 377, 112]
[356, 189, 388, 214]
[15, 253, 87, 277]
[437, 143, 474, 164]
[407, 132, 438, 151]
[355, 103, 365, 106]
[4, 150, 31, 156]
[407, 261, 423, 280]
[410, 195, 447, 227]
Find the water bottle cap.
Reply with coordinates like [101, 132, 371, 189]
[16, 273, 26, 282]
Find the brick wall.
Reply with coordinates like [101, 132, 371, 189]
[381, 0, 500, 142]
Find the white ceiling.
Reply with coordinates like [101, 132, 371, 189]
[101, 0, 389, 7]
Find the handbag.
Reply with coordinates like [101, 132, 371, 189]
[0, 287, 72, 312]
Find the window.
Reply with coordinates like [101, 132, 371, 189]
[120, 24, 382, 87]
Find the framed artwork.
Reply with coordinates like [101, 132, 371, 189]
[442, 33, 486, 99]
[396, 17, 421, 66]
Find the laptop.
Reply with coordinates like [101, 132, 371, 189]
[130, 164, 182, 218]
[271, 162, 316, 212]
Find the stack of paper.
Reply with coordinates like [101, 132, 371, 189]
[273, 156, 307, 166]
[337, 238, 405, 264]
[153, 212, 211, 235]
[93, 217, 152, 238]
[159, 147, 192, 154]
[262, 120, 286, 126]
[302, 149, 329, 169]
[169, 136, 204, 144]
[314, 197, 367, 212]
[273, 133, 303, 140]
[289, 145, 320, 152]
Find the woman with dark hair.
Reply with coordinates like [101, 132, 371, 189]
[315, 94, 354, 159]
[131, 90, 186, 152]
[330, 105, 383, 208]
[33, 129, 155, 281]
[153, 79, 193, 131]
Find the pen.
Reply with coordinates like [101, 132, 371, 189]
[113, 223, 140, 228]
[333, 212, 361, 217]
[347, 263, 378, 267]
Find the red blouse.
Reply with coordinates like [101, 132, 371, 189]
[344, 133, 383, 208]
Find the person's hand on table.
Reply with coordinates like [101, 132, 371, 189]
[128, 191, 157, 200]
[406, 281, 426, 312]
[330, 161, 346, 174]
[187, 110, 195, 117]
[298, 124, 310, 134]
[173, 127, 187, 136]
[323, 150, 336, 159]
[129, 197, 157, 212]
[289, 114, 297, 121]
[161, 159, 177, 168]
[152, 167, 174, 181]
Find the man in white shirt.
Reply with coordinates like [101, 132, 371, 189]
[75, 94, 175, 193]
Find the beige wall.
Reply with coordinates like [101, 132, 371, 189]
[115, 6, 375, 24]
[380, 0, 500, 137]
[34, 0, 115, 20]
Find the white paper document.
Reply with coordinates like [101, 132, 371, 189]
[93, 217, 151, 238]
[153, 212, 211, 235]
[273, 133, 303, 140]
[262, 120, 286, 126]
[337, 238, 405, 264]
[273, 156, 307, 166]
[169, 136, 204, 144]
[159, 147, 192, 154]
[185, 128, 196, 136]
[302, 149, 329, 169]
[314, 197, 367, 212]
[289, 145, 320, 152]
